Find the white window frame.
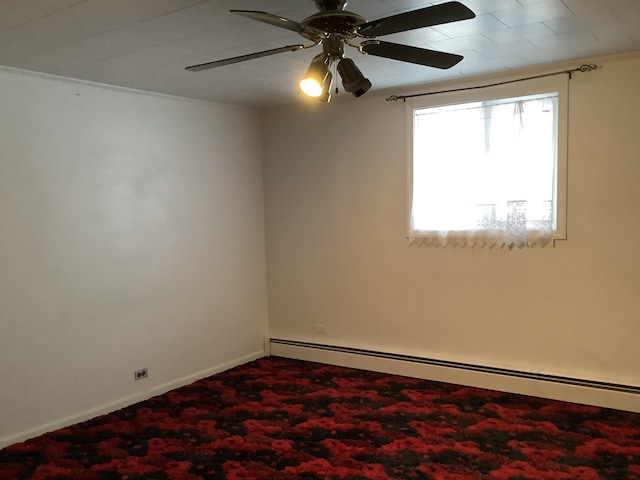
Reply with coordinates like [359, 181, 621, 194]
[406, 75, 569, 246]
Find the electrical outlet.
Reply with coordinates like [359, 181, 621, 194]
[314, 323, 328, 334]
[134, 368, 148, 381]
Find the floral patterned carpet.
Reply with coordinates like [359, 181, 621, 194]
[1, 356, 639, 479]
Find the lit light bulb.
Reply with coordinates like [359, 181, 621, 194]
[300, 53, 331, 98]
[299, 78, 323, 97]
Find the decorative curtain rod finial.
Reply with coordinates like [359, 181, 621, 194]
[579, 64, 600, 72]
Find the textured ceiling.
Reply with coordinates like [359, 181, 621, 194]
[1, 0, 639, 108]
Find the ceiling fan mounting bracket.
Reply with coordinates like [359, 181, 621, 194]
[315, 0, 347, 11]
[357, 39, 379, 54]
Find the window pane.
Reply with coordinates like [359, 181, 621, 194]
[412, 93, 558, 233]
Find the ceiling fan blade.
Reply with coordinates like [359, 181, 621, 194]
[185, 45, 304, 72]
[357, 1, 475, 37]
[231, 10, 321, 36]
[361, 40, 463, 69]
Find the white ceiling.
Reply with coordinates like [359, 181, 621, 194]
[1, 0, 639, 108]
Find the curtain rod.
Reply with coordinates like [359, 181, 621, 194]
[385, 63, 600, 102]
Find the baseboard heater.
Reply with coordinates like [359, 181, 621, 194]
[270, 338, 640, 395]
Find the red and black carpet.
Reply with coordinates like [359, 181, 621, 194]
[1, 356, 639, 479]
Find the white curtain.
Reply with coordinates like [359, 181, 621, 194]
[410, 94, 557, 249]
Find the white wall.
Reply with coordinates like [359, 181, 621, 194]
[2, 51, 638, 446]
[0, 68, 268, 446]
[262, 53, 640, 398]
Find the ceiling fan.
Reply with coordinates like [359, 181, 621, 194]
[185, 0, 475, 102]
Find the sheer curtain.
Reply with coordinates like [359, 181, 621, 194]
[410, 94, 558, 249]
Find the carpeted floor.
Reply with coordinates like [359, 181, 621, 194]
[1, 356, 639, 479]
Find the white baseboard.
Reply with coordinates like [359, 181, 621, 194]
[0, 350, 264, 449]
[4, 342, 636, 450]
[270, 339, 640, 414]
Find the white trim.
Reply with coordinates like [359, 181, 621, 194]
[555, 74, 570, 241]
[0, 350, 264, 449]
[270, 340, 640, 414]
[406, 101, 415, 241]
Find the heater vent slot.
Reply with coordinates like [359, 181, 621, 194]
[270, 338, 640, 395]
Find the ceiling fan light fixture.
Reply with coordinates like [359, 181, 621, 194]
[317, 71, 333, 103]
[300, 53, 331, 97]
[337, 58, 371, 97]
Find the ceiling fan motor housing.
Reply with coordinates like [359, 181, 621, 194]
[302, 11, 366, 40]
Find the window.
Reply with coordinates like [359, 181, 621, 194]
[408, 77, 568, 249]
